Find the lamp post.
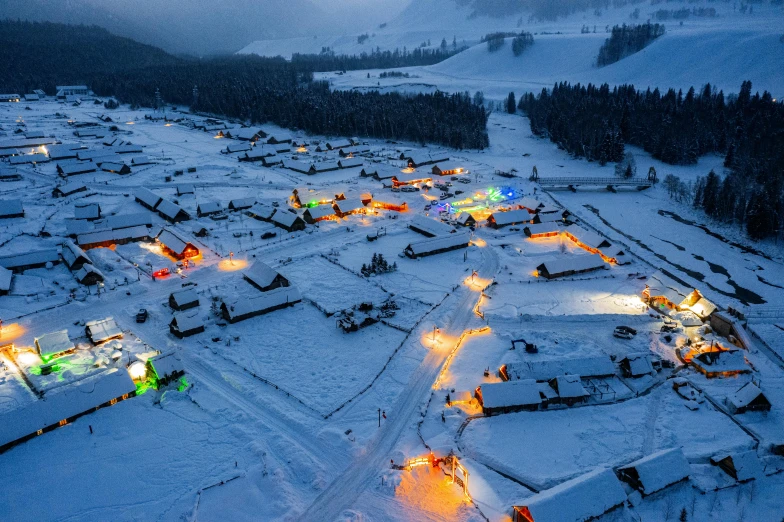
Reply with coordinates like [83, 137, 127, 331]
[432, 325, 439, 343]
[229, 251, 234, 265]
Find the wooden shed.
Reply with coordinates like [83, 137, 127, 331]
[169, 289, 200, 311]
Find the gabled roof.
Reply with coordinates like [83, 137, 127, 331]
[247, 203, 277, 220]
[74, 203, 100, 220]
[170, 289, 199, 308]
[338, 157, 363, 169]
[712, 450, 763, 482]
[148, 352, 185, 380]
[271, 210, 302, 228]
[229, 198, 255, 210]
[489, 209, 531, 226]
[135, 188, 162, 209]
[57, 161, 96, 176]
[515, 467, 626, 522]
[106, 213, 152, 230]
[409, 215, 455, 237]
[176, 184, 195, 195]
[61, 240, 91, 268]
[505, 356, 616, 381]
[406, 233, 470, 256]
[618, 448, 690, 495]
[75, 263, 104, 284]
[333, 198, 366, 214]
[56, 181, 87, 196]
[171, 312, 204, 333]
[85, 317, 122, 343]
[563, 224, 610, 249]
[727, 382, 767, 410]
[244, 261, 284, 290]
[553, 374, 589, 398]
[223, 286, 301, 321]
[9, 153, 49, 165]
[479, 380, 541, 409]
[197, 201, 222, 214]
[623, 353, 654, 376]
[304, 205, 337, 220]
[524, 223, 561, 236]
[537, 255, 606, 277]
[35, 330, 74, 357]
[283, 159, 312, 173]
[157, 199, 189, 221]
[0, 250, 60, 270]
[157, 229, 193, 256]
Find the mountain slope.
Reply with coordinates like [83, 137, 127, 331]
[0, 0, 327, 56]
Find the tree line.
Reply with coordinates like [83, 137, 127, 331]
[596, 23, 665, 67]
[289, 44, 466, 73]
[0, 20, 489, 150]
[519, 81, 784, 240]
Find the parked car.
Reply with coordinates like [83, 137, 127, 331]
[391, 187, 401, 192]
[616, 325, 637, 335]
[455, 190, 464, 195]
[136, 309, 148, 323]
[458, 178, 471, 184]
[401, 186, 419, 192]
[152, 268, 170, 278]
[261, 231, 277, 239]
[613, 329, 634, 340]
[424, 204, 432, 211]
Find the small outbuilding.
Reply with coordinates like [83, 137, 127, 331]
[169, 289, 200, 311]
[0, 200, 24, 219]
[156, 229, 200, 259]
[76, 264, 105, 285]
[35, 330, 75, 361]
[157, 199, 191, 223]
[619, 353, 655, 378]
[244, 261, 290, 292]
[196, 201, 223, 217]
[221, 286, 302, 323]
[61, 240, 92, 270]
[146, 352, 185, 386]
[616, 448, 690, 495]
[85, 317, 123, 344]
[475, 380, 542, 415]
[270, 210, 306, 232]
[228, 198, 255, 211]
[404, 233, 470, 258]
[536, 256, 607, 279]
[710, 450, 763, 483]
[726, 382, 771, 414]
[169, 313, 205, 338]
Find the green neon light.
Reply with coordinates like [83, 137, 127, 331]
[177, 377, 190, 392]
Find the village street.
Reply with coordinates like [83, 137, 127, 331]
[299, 245, 499, 520]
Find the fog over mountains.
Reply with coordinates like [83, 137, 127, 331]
[0, 0, 411, 55]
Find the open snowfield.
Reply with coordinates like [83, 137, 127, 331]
[3, 11, 784, 515]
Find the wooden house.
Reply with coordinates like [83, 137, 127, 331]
[101, 162, 131, 175]
[303, 205, 338, 223]
[176, 184, 195, 196]
[134, 188, 162, 211]
[405, 233, 470, 258]
[77, 226, 152, 250]
[267, 133, 292, 145]
[53, 181, 88, 198]
[0, 250, 61, 273]
[535, 256, 607, 279]
[169, 289, 200, 311]
[220, 286, 301, 323]
[710, 451, 763, 482]
[247, 203, 277, 222]
[455, 212, 476, 227]
[270, 210, 306, 232]
[616, 448, 690, 495]
[85, 317, 122, 344]
[370, 198, 407, 212]
[228, 198, 255, 211]
[61, 240, 92, 270]
[196, 201, 223, 217]
[156, 229, 199, 259]
[487, 209, 531, 228]
[619, 353, 655, 378]
[326, 139, 353, 150]
[548, 374, 589, 406]
[243, 261, 289, 292]
[169, 313, 205, 338]
[236, 128, 267, 142]
[0, 369, 136, 454]
[726, 382, 771, 414]
[690, 348, 749, 378]
[562, 225, 610, 254]
[56, 162, 96, 177]
[512, 468, 626, 522]
[338, 157, 363, 169]
[409, 215, 455, 237]
[475, 380, 541, 415]
[431, 161, 465, 176]
[333, 198, 367, 217]
[157, 199, 191, 223]
[146, 352, 185, 386]
[523, 223, 560, 239]
[74, 203, 101, 221]
[75, 264, 105, 285]
[35, 330, 75, 360]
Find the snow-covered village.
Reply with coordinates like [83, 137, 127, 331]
[1, 1, 784, 521]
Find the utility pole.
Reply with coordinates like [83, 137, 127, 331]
[378, 408, 381, 427]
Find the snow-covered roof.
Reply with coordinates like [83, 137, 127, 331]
[148, 352, 185, 380]
[229, 198, 255, 210]
[244, 261, 284, 290]
[75, 263, 104, 284]
[518, 197, 543, 211]
[534, 211, 564, 223]
[236, 127, 265, 140]
[304, 205, 336, 220]
[271, 210, 302, 228]
[61, 240, 91, 268]
[171, 312, 204, 333]
[57, 161, 96, 176]
[74, 203, 100, 220]
[156, 199, 189, 221]
[431, 160, 465, 173]
[479, 380, 541, 409]
[327, 139, 352, 149]
[361, 164, 398, 180]
[553, 374, 589, 398]
[0, 137, 57, 150]
[727, 382, 766, 410]
[409, 215, 455, 237]
[712, 450, 763, 482]
[0, 369, 136, 450]
[223, 286, 301, 321]
[9, 153, 49, 165]
[563, 225, 609, 249]
[455, 212, 475, 225]
[0, 249, 60, 270]
[312, 161, 340, 172]
[623, 353, 654, 377]
[406, 233, 470, 256]
[0, 266, 12, 292]
[106, 213, 152, 230]
[618, 448, 690, 495]
[689, 297, 717, 319]
[157, 229, 193, 255]
[537, 255, 606, 277]
[135, 188, 162, 209]
[524, 223, 561, 236]
[247, 203, 277, 220]
[48, 143, 86, 159]
[176, 184, 195, 195]
[645, 271, 686, 302]
[171, 289, 199, 308]
[334, 198, 366, 214]
[56, 181, 87, 196]
[197, 201, 222, 214]
[283, 159, 312, 173]
[693, 349, 748, 374]
[101, 162, 129, 173]
[35, 330, 74, 357]
[224, 142, 252, 154]
[130, 155, 152, 165]
[505, 356, 616, 381]
[77, 225, 151, 247]
[489, 209, 531, 226]
[114, 144, 143, 154]
[0, 199, 24, 217]
[85, 317, 122, 343]
[515, 467, 626, 522]
[338, 157, 363, 169]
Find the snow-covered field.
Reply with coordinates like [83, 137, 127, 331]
[3, 14, 784, 516]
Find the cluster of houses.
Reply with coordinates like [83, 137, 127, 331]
[0, 317, 184, 454]
[403, 215, 471, 258]
[473, 354, 659, 415]
[0, 86, 91, 105]
[219, 261, 301, 324]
